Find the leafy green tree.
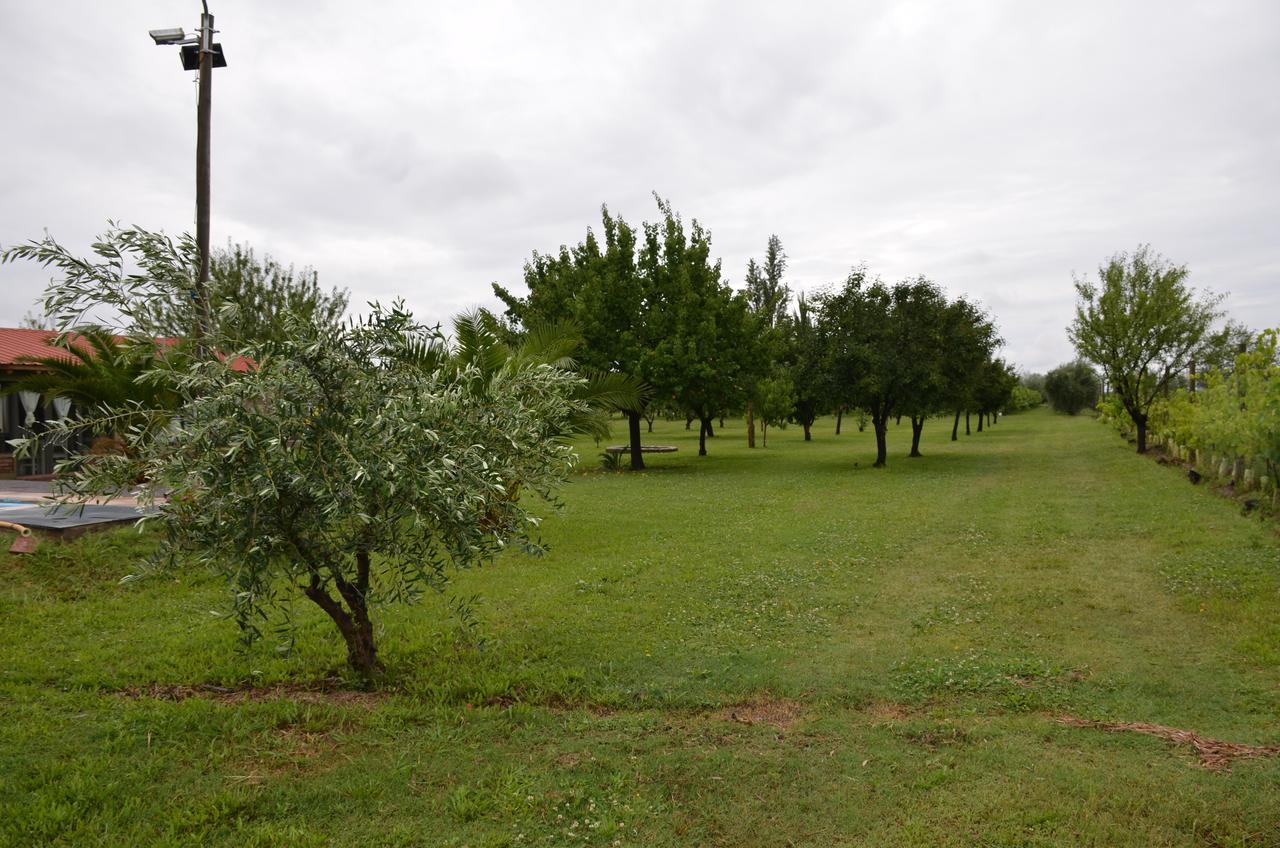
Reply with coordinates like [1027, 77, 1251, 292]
[1006, 384, 1043, 412]
[640, 200, 758, 456]
[786, 292, 826, 440]
[210, 244, 348, 348]
[1043, 361, 1101, 415]
[973, 357, 1018, 427]
[814, 269, 898, 467]
[941, 299, 1000, 441]
[744, 235, 790, 330]
[742, 235, 791, 447]
[817, 272, 963, 466]
[494, 207, 653, 469]
[24, 304, 584, 677]
[756, 370, 796, 447]
[890, 277, 951, 458]
[1068, 246, 1223, 452]
[501, 198, 757, 461]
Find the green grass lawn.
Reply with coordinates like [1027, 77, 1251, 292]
[2, 408, 1278, 846]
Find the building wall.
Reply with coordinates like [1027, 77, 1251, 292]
[0, 379, 73, 477]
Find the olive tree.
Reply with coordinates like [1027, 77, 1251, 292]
[22, 304, 584, 678]
[5, 223, 622, 677]
[1068, 246, 1222, 452]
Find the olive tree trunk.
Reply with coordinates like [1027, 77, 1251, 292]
[302, 549, 380, 677]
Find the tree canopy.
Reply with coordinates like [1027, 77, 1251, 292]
[26, 304, 585, 677]
[2, 225, 347, 350]
[495, 197, 758, 462]
[1068, 245, 1223, 452]
[1044, 361, 1101, 415]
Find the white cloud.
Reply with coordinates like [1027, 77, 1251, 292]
[1, 0, 1276, 370]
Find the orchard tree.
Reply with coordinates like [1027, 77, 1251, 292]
[890, 277, 951, 458]
[940, 298, 1000, 441]
[973, 357, 1018, 426]
[1068, 245, 1223, 452]
[756, 370, 796, 447]
[818, 273, 960, 466]
[786, 292, 826, 440]
[1043, 360, 1101, 414]
[815, 268, 900, 467]
[742, 235, 792, 447]
[641, 199, 759, 456]
[494, 207, 653, 469]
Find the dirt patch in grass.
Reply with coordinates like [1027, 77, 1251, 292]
[117, 681, 386, 709]
[861, 700, 916, 722]
[896, 725, 970, 750]
[483, 694, 620, 717]
[228, 726, 348, 784]
[1058, 716, 1280, 771]
[715, 697, 806, 731]
[555, 750, 592, 769]
[260, 727, 344, 772]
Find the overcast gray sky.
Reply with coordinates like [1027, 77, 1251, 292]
[2, 1, 1276, 371]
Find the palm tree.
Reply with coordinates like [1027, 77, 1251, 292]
[446, 310, 650, 441]
[3, 327, 181, 429]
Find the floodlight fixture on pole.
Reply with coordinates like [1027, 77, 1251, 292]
[148, 28, 191, 46]
[148, 2, 226, 356]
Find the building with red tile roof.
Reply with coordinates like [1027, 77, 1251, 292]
[0, 328, 95, 372]
[0, 327, 249, 477]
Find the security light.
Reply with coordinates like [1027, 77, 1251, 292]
[148, 3, 227, 358]
[149, 27, 188, 45]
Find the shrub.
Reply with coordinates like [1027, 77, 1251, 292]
[1044, 361, 1101, 415]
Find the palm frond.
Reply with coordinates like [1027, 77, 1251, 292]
[517, 318, 582, 370]
[575, 369, 651, 413]
[452, 310, 510, 379]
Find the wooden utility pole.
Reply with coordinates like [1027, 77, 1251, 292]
[194, 4, 215, 352]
